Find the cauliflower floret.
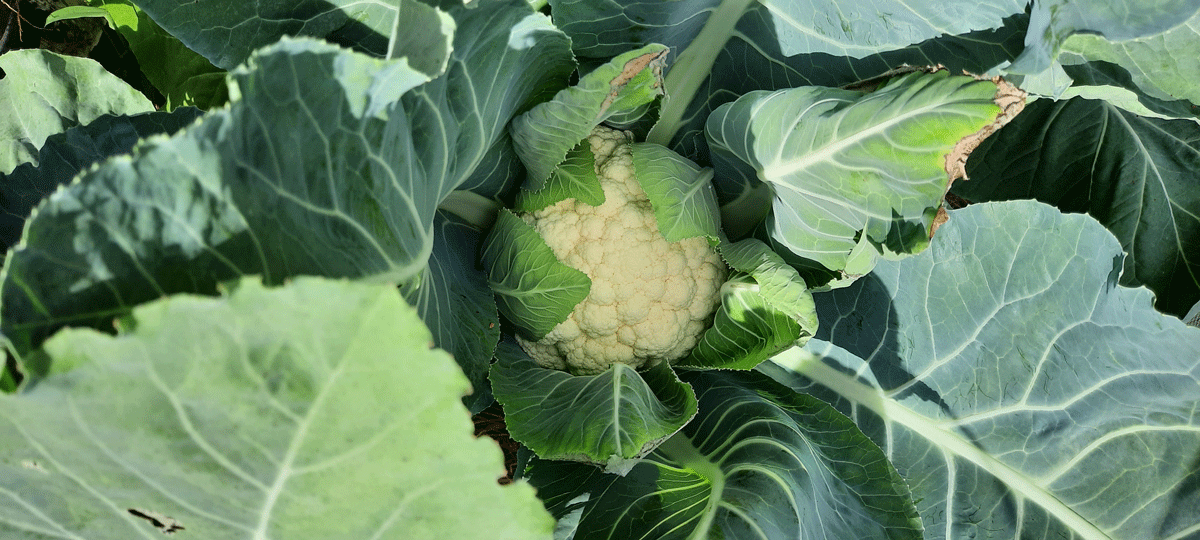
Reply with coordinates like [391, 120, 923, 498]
[517, 126, 726, 375]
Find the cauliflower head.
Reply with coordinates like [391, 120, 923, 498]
[518, 126, 726, 375]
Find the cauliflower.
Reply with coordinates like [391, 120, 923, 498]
[517, 126, 726, 375]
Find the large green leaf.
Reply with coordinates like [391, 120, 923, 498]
[0, 108, 204, 251]
[706, 71, 1014, 276]
[0, 277, 553, 539]
[1009, 0, 1200, 75]
[128, 0, 454, 71]
[954, 97, 1200, 318]
[525, 369, 923, 539]
[767, 200, 1200, 539]
[490, 339, 697, 473]
[0, 3, 575, 360]
[0, 49, 153, 174]
[401, 211, 499, 414]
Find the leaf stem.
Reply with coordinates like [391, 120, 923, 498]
[647, 0, 756, 146]
[654, 433, 724, 540]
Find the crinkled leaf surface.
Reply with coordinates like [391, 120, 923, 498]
[682, 239, 818, 370]
[0, 108, 204, 251]
[1009, 0, 1200, 74]
[706, 71, 1007, 275]
[0, 277, 553, 539]
[631, 142, 721, 243]
[525, 369, 923, 540]
[0, 3, 575, 360]
[511, 44, 667, 190]
[0, 49, 153, 174]
[128, 0, 453, 71]
[766, 200, 1200, 540]
[955, 97, 1200, 318]
[401, 211, 499, 414]
[481, 209, 591, 340]
[490, 340, 697, 473]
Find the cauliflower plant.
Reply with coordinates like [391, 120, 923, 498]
[518, 126, 726, 375]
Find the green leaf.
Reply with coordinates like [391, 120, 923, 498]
[768, 200, 1200, 539]
[490, 340, 697, 473]
[0, 108, 204, 251]
[1059, 13, 1200, 106]
[481, 209, 591, 340]
[0, 277, 553, 539]
[630, 142, 721, 243]
[954, 97, 1200, 317]
[85, 0, 228, 110]
[525, 369, 923, 539]
[706, 71, 1014, 276]
[1009, 0, 1200, 75]
[401, 211, 500, 414]
[511, 44, 667, 190]
[681, 239, 818, 369]
[0, 49, 153, 174]
[1, 3, 575, 356]
[127, 0, 455, 71]
[548, 0, 1026, 149]
[513, 141, 603, 212]
[45, 6, 116, 29]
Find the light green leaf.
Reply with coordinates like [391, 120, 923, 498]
[1009, 0, 1200, 74]
[490, 340, 697, 473]
[511, 44, 667, 190]
[1, 3, 575, 361]
[45, 6, 116, 29]
[514, 141, 603, 212]
[630, 142, 721, 243]
[401, 211, 500, 414]
[682, 239, 818, 370]
[525, 370, 922, 539]
[954, 97, 1200, 318]
[0, 49, 153, 174]
[481, 209, 590, 340]
[706, 71, 1014, 276]
[0, 277, 553, 539]
[1059, 12, 1200, 106]
[768, 200, 1200, 539]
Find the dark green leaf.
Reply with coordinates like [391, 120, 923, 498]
[402, 211, 499, 414]
[955, 97, 1200, 317]
[525, 369, 923, 539]
[0, 109, 204, 251]
[491, 340, 697, 473]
